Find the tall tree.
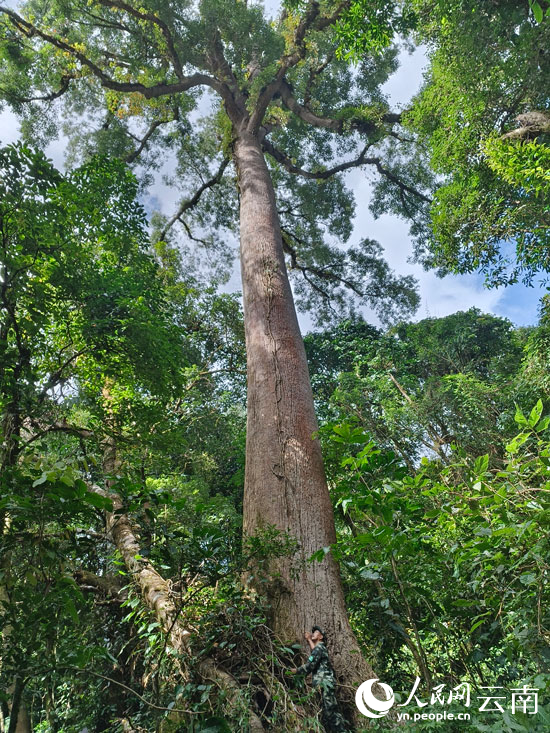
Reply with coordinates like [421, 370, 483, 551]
[0, 0, 425, 688]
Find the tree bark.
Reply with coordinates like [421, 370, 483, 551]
[233, 130, 374, 691]
[6, 679, 31, 733]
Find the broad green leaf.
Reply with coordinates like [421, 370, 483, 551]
[528, 399, 543, 428]
[83, 492, 113, 511]
[531, 0, 544, 23]
[474, 454, 489, 476]
[515, 406, 528, 426]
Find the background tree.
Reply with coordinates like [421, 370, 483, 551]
[0, 142, 184, 731]
[0, 143, 257, 732]
[404, 0, 550, 286]
[306, 309, 530, 467]
[318, 402, 550, 733]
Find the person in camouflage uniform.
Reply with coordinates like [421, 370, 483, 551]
[291, 626, 351, 733]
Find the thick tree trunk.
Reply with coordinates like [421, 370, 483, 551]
[233, 130, 374, 691]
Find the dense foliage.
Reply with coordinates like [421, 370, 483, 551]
[1, 0, 550, 730]
[1, 143, 549, 732]
[0, 0, 424, 325]
[406, 0, 550, 285]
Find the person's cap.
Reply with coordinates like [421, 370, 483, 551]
[312, 625, 326, 638]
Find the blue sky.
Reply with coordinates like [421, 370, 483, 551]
[490, 279, 547, 326]
[357, 43, 548, 330]
[0, 5, 546, 331]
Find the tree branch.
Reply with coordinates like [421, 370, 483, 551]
[281, 228, 363, 297]
[25, 419, 94, 445]
[74, 569, 126, 599]
[303, 52, 334, 106]
[371, 160, 432, 204]
[1, 74, 74, 103]
[279, 0, 349, 72]
[206, 30, 248, 121]
[248, 75, 285, 133]
[263, 138, 372, 179]
[159, 157, 230, 240]
[279, 79, 401, 134]
[125, 119, 164, 164]
[37, 348, 88, 402]
[0, 6, 220, 99]
[265, 137, 429, 205]
[46, 666, 198, 714]
[248, 1, 348, 133]
[280, 79, 343, 131]
[95, 0, 185, 81]
[179, 220, 211, 247]
[267, 134, 431, 204]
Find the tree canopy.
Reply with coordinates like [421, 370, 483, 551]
[0, 0, 429, 324]
[407, 0, 550, 286]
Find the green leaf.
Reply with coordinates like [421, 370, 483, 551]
[536, 416, 550, 432]
[381, 506, 393, 523]
[515, 405, 528, 426]
[372, 525, 393, 544]
[309, 546, 331, 563]
[519, 572, 536, 585]
[74, 479, 88, 498]
[474, 454, 489, 475]
[83, 492, 113, 511]
[355, 532, 375, 546]
[506, 432, 529, 454]
[59, 471, 75, 487]
[469, 614, 490, 633]
[491, 527, 516, 537]
[528, 399, 543, 428]
[531, 0, 544, 23]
